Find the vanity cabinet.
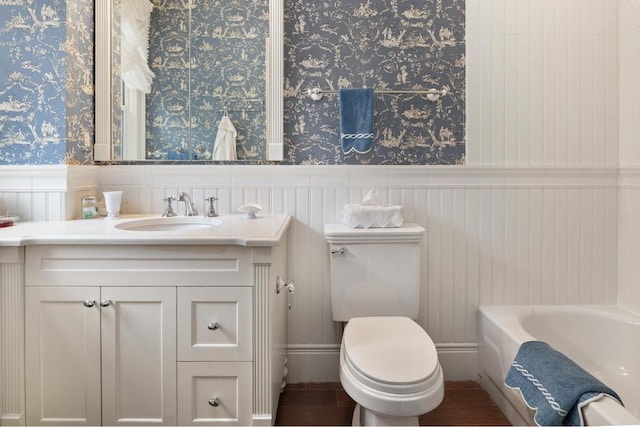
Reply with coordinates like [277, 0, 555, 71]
[4, 238, 289, 427]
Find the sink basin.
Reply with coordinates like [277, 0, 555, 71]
[114, 217, 223, 232]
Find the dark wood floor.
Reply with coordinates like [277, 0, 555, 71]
[275, 381, 511, 426]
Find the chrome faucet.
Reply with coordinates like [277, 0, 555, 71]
[178, 192, 199, 216]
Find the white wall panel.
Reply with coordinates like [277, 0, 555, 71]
[466, 0, 618, 167]
[619, 0, 640, 166]
[0, 165, 622, 380]
[0, 166, 98, 221]
[90, 165, 620, 381]
[619, 170, 640, 313]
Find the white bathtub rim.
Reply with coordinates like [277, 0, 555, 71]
[479, 304, 640, 353]
[478, 303, 640, 320]
[478, 304, 640, 426]
[582, 394, 640, 426]
[479, 304, 640, 330]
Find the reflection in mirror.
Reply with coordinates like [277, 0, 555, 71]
[95, 0, 283, 162]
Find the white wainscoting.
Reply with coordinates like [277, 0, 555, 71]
[619, 0, 640, 166]
[95, 165, 619, 381]
[466, 0, 618, 167]
[0, 166, 99, 221]
[0, 165, 620, 381]
[618, 168, 640, 313]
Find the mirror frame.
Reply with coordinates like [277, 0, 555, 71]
[94, 0, 284, 162]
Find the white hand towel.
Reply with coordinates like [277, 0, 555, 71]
[213, 115, 238, 161]
[121, 0, 155, 94]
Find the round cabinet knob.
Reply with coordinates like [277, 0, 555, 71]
[208, 397, 220, 407]
[83, 300, 96, 308]
[100, 299, 112, 307]
[207, 322, 220, 331]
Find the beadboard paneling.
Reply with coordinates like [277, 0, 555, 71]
[0, 166, 99, 221]
[96, 165, 618, 381]
[618, 169, 640, 313]
[619, 0, 640, 166]
[466, 0, 618, 167]
[0, 165, 621, 381]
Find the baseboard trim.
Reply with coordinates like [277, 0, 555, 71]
[285, 343, 478, 383]
[252, 414, 273, 426]
[285, 345, 341, 383]
[0, 413, 25, 426]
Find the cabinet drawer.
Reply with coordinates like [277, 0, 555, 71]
[177, 362, 252, 426]
[25, 245, 253, 286]
[178, 287, 252, 361]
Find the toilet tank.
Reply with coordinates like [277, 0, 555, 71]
[324, 223, 425, 322]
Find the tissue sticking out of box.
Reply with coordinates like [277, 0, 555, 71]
[342, 189, 404, 229]
[361, 188, 381, 206]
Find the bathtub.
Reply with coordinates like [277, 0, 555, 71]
[478, 305, 640, 426]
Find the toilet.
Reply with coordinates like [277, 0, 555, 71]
[324, 223, 444, 426]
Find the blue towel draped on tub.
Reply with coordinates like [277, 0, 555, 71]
[505, 341, 622, 426]
[339, 88, 374, 154]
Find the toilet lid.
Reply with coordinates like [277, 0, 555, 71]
[342, 317, 440, 393]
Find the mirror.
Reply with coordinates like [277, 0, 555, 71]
[95, 0, 283, 162]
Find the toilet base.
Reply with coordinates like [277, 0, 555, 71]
[351, 404, 419, 426]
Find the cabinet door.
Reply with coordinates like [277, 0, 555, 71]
[177, 287, 252, 361]
[25, 287, 102, 426]
[100, 287, 177, 425]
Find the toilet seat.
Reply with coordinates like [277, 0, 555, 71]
[340, 316, 444, 417]
[342, 317, 441, 394]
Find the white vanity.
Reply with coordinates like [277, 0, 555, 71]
[0, 215, 291, 426]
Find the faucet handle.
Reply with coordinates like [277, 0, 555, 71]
[162, 196, 177, 217]
[205, 196, 218, 217]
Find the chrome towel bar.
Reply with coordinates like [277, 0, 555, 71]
[306, 87, 449, 102]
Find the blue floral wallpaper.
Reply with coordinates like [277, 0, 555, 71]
[0, 0, 94, 165]
[283, 0, 465, 165]
[0, 0, 464, 165]
[144, 0, 268, 160]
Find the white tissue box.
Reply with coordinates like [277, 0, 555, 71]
[342, 204, 404, 229]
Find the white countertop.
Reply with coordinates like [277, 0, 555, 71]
[0, 214, 292, 247]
